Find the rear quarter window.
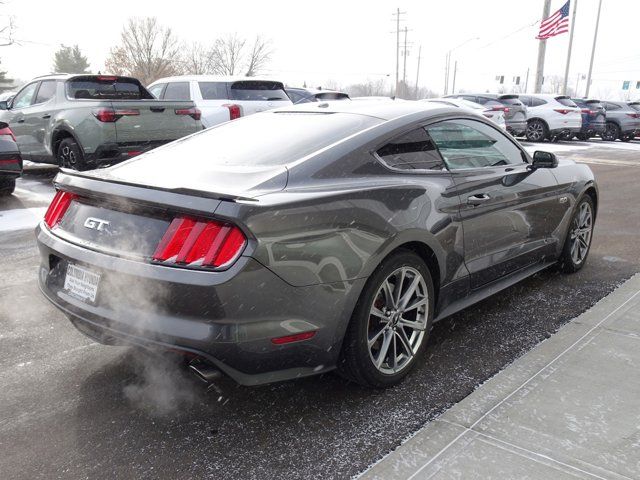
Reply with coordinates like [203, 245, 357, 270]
[163, 82, 191, 101]
[556, 97, 578, 107]
[198, 82, 228, 100]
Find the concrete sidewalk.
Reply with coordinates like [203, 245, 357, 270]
[361, 274, 640, 480]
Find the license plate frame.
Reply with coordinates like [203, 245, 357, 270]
[63, 263, 101, 303]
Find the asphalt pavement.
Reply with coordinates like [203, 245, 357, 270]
[1, 141, 639, 480]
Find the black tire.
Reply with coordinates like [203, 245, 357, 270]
[337, 250, 435, 388]
[525, 119, 548, 142]
[620, 134, 633, 142]
[600, 122, 620, 142]
[576, 133, 589, 141]
[559, 195, 595, 273]
[57, 137, 87, 171]
[0, 177, 16, 196]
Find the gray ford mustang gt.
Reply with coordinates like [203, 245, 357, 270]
[36, 101, 597, 388]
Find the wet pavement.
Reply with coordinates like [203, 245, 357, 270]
[1, 141, 639, 479]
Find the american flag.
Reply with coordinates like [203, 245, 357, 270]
[536, 1, 571, 39]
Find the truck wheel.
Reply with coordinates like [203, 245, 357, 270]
[57, 137, 87, 171]
[0, 178, 16, 196]
[600, 123, 620, 142]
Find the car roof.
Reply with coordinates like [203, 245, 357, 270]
[272, 100, 459, 121]
[149, 75, 285, 85]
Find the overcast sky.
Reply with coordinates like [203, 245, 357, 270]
[1, 0, 638, 99]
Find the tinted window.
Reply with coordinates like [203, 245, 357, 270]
[198, 82, 228, 100]
[67, 76, 153, 100]
[499, 97, 523, 106]
[427, 119, 524, 170]
[461, 95, 479, 103]
[316, 92, 349, 101]
[604, 102, 621, 111]
[531, 97, 547, 107]
[629, 103, 640, 112]
[288, 90, 315, 104]
[230, 81, 289, 101]
[572, 99, 586, 108]
[164, 82, 191, 100]
[518, 96, 531, 106]
[12, 83, 38, 109]
[110, 112, 381, 172]
[148, 83, 166, 99]
[377, 128, 444, 171]
[556, 97, 577, 107]
[34, 80, 57, 104]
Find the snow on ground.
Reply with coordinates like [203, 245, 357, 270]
[0, 207, 47, 232]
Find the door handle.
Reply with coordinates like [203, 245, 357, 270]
[467, 193, 491, 205]
[42, 114, 51, 119]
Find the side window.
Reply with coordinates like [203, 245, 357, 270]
[198, 82, 228, 100]
[461, 95, 478, 103]
[12, 82, 39, 109]
[148, 83, 166, 99]
[518, 96, 530, 107]
[163, 82, 191, 100]
[604, 102, 620, 111]
[426, 119, 524, 170]
[531, 97, 547, 107]
[34, 80, 57, 104]
[376, 127, 445, 172]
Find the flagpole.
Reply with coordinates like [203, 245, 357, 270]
[585, 0, 603, 98]
[562, 0, 578, 95]
[534, 0, 551, 93]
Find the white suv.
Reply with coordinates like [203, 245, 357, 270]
[518, 94, 582, 142]
[148, 76, 292, 128]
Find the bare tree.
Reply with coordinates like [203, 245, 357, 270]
[181, 42, 214, 75]
[344, 79, 390, 98]
[244, 35, 272, 77]
[105, 17, 183, 85]
[210, 34, 246, 76]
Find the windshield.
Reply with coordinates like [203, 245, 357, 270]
[66, 76, 154, 100]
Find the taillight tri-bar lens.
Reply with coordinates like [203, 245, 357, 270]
[175, 107, 201, 121]
[153, 217, 247, 269]
[44, 190, 77, 228]
[93, 108, 140, 122]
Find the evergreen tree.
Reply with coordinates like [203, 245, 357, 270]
[53, 44, 90, 74]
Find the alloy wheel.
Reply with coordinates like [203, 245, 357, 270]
[60, 145, 77, 168]
[570, 202, 593, 265]
[367, 266, 428, 375]
[526, 121, 545, 141]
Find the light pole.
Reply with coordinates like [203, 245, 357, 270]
[444, 36, 479, 95]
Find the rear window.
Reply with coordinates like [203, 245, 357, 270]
[66, 76, 154, 100]
[113, 112, 381, 169]
[556, 97, 578, 107]
[585, 100, 603, 109]
[316, 92, 350, 101]
[229, 81, 289, 101]
[499, 97, 523, 106]
[199, 82, 228, 100]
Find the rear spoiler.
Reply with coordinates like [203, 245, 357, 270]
[497, 94, 519, 99]
[54, 170, 256, 216]
[585, 99, 602, 104]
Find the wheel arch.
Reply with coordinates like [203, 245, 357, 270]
[51, 127, 83, 161]
[527, 116, 550, 130]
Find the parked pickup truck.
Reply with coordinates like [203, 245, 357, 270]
[0, 74, 203, 170]
[147, 76, 292, 128]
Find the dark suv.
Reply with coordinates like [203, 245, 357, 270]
[571, 99, 606, 140]
[445, 93, 527, 136]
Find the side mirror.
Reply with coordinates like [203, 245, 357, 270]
[530, 150, 558, 169]
[0, 101, 8, 110]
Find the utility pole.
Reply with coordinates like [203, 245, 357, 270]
[524, 67, 530, 93]
[444, 52, 450, 95]
[562, 0, 578, 95]
[585, 0, 603, 98]
[415, 45, 422, 99]
[392, 8, 406, 97]
[451, 61, 458, 95]
[534, 0, 551, 93]
[402, 27, 408, 92]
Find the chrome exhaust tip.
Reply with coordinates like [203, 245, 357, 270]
[188, 360, 222, 384]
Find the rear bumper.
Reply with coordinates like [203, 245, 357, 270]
[505, 119, 527, 135]
[36, 223, 362, 386]
[85, 141, 171, 167]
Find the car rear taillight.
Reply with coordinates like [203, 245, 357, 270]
[0, 125, 16, 141]
[93, 108, 140, 122]
[0, 155, 20, 166]
[44, 190, 78, 229]
[223, 104, 241, 120]
[626, 113, 640, 119]
[175, 107, 201, 121]
[153, 217, 247, 269]
[554, 108, 571, 115]
[489, 105, 509, 114]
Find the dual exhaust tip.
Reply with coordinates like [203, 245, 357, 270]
[188, 359, 222, 384]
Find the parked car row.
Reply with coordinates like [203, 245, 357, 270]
[446, 92, 640, 143]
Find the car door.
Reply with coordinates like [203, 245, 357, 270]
[426, 118, 567, 288]
[6, 81, 40, 159]
[22, 79, 58, 160]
